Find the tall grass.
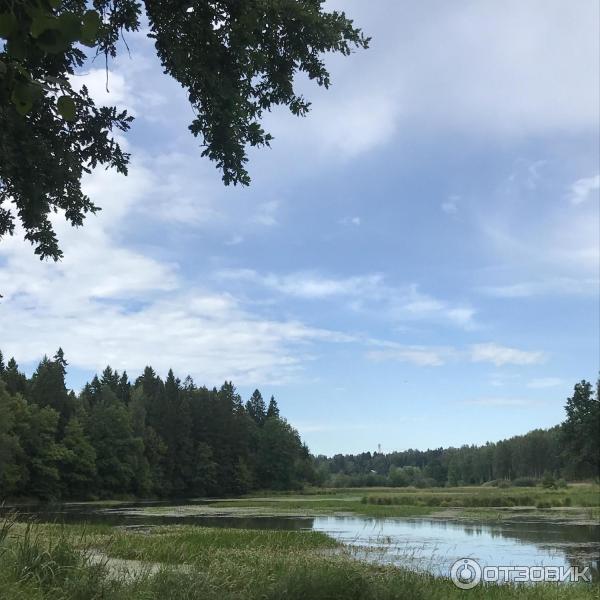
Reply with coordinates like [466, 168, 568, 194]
[362, 484, 600, 509]
[0, 516, 598, 600]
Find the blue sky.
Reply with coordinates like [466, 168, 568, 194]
[0, 1, 598, 455]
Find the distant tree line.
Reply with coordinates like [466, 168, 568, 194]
[0, 349, 317, 500]
[315, 380, 599, 488]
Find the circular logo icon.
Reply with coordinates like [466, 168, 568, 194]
[450, 558, 482, 589]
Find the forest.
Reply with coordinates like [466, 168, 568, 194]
[0, 349, 317, 500]
[316, 380, 599, 488]
[0, 348, 597, 500]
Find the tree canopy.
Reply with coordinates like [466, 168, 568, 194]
[0, 348, 317, 500]
[0, 0, 368, 259]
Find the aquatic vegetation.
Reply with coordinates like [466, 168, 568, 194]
[0, 518, 598, 599]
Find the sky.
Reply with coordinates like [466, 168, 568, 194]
[0, 0, 598, 456]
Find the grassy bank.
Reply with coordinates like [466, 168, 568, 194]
[0, 519, 597, 600]
[202, 483, 600, 522]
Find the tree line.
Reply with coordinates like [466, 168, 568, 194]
[1, 348, 597, 499]
[0, 349, 317, 500]
[315, 380, 600, 488]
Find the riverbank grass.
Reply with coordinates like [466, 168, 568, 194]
[0, 519, 598, 599]
[203, 483, 600, 522]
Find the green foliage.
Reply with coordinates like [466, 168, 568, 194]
[0, 0, 368, 260]
[257, 416, 303, 489]
[18, 403, 66, 499]
[86, 386, 144, 495]
[541, 471, 556, 489]
[561, 380, 600, 479]
[59, 417, 97, 498]
[512, 477, 538, 487]
[246, 388, 267, 426]
[0, 383, 28, 494]
[0, 348, 312, 499]
[1, 350, 596, 503]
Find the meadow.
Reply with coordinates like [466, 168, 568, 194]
[0, 517, 598, 600]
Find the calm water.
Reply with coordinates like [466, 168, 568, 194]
[2, 501, 598, 581]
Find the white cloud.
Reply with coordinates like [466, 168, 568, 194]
[480, 185, 599, 288]
[489, 372, 520, 388]
[320, 0, 599, 145]
[367, 340, 548, 369]
[441, 200, 458, 214]
[479, 278, 599, 298]
[568, 174, 600, 205]
[525, 160, 547, 190]
[527, 377, 564, 389]
[217, 269, 384, 300]
[72, 66, 167, 121]
[470, 343, 546, 366]
[366, 342, 453, 367]
[216, 270, 476, 328]
[339, 216, 361, 226]
[72, 69, 134, 112]
[0, 168, 348, 387]
[253, 200, 280, 227]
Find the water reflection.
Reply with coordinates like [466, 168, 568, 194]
[311, 516, 599, 580]
[1, 502, 597, 581]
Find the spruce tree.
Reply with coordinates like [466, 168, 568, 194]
[117, 371, 132, 404]
[246, 389, 267, 426]
[29, 352, 73, 432]
[100, 366, 120, 393]
[267, 396, 280, 419]
[3, 358, 27, 396]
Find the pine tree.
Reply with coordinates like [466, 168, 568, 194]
[54, 348, 68, 374]
[163, 369, 194, 494]
[246, 389, 267, 426]
[117, 372, 132, 404]
[3, 358, 27, 396]
[29, 352, 74, 432]
[100, 366, 120, 393]
[267, 396, 280, 419]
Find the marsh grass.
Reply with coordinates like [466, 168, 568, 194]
[207, 484, 599, 521]
[210, 497, 438, 518]
[101, 526, 338, 565]
[362, 485, 600, 509]
[0, 517, 598, 600]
